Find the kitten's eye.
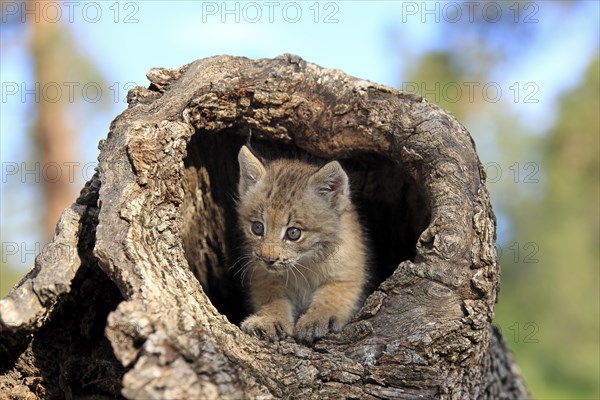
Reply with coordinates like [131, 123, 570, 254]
[286, 227, 302, 241]
[251, 221, 264, 236]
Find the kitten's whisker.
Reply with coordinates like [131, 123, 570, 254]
[238, 260, 254, 287]
[293, 260, 315, 278]
[230, 255, 252, 269]
[229, 255, 252, 272]
[232, 258, 253, 278]
[290, 265, 299, 287]
[291, 262, 310, 286]
[239, 268, 249, 286]
[248, 264, 258, 285]
[286, 264, 299, 287]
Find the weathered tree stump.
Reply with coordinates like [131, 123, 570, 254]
[0, 54, 528, 399]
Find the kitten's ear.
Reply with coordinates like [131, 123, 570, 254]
[309, 161, 350, 211]
[238, 145, 266, 194]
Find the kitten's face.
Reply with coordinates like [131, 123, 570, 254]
[237, 146, 350, 274]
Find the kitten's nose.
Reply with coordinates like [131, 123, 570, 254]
[259, 247, 280, 265]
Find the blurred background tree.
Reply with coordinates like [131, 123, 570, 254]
[1, 1, 598, 398]
[31, 10, 78, 240]
[1, 0, 108, 291]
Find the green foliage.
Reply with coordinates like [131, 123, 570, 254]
[495, 56, 600, 399]
[0, 264, 26, 298]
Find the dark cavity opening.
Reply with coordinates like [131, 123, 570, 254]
[180, 128, 430, 325]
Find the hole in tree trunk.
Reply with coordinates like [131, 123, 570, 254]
[180, 129, 431, 325]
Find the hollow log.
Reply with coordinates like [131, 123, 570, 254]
[0, 54, 529, 399]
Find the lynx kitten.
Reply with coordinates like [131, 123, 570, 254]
[236, 145, 368, 343]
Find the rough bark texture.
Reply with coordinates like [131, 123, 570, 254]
[0, 54, 529, 399]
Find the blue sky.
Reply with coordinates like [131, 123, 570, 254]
[1, 0, 599, 269]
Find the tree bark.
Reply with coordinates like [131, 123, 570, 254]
[0, 54, 529, 399]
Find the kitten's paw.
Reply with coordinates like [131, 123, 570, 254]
[241, 314, 293, 341]
[294, 313, 341, 344]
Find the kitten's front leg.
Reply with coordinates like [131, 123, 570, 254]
[241, 298, 294, 341]
[295, 280, 362, 343]
[241, 276, 294, 341]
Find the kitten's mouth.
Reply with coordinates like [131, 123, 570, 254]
[265, 265, 286, 275]
[262, 260, 289, 274]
